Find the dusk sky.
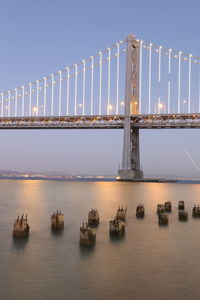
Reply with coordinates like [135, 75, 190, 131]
[1, 0, 200, 178]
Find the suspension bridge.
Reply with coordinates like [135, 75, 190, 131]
[1, 34, 200, 180]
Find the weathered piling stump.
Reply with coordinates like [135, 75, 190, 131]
[51, 210, 64, 230]
[116, 206, 127, 221]
[164, 201, 172, 213]
[13, 214, 30, 238]
[178, 201, 185, 210]
[158, 213, 169, 226]
[88, 209, 99, 226]
[80, 222, 96, 245]
[192, 205, 200, 218]
[109, 217, 125, 236]
[136, 204, 145, 218]
[157, 204, 165, 215]
[179, 211, 188, 221]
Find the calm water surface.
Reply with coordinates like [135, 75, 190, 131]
[0, 180, 200, 300]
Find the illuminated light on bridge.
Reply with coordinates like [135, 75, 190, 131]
[32, 107, 38, 113]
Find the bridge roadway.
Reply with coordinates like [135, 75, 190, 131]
[0, 113, 200, 129]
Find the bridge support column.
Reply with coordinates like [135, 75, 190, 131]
[118, 125, 143, 180]
[118, 34, 143, 181]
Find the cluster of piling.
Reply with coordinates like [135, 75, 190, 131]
[13, 201, 200, 241]
[156, 201, 200, 224]
[156, 202, 172, 225]
[80, 208, 99, 244]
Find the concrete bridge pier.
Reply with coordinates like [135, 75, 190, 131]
[118, 34, 143, 181]
[118, 117, 143, 180]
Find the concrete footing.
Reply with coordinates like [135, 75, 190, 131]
[118, 169, 143, 181]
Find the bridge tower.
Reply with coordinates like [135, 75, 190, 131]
[118, 35, 143, 180]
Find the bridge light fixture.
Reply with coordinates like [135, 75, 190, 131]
[120, 101, 124, 106]
[32, 107, 38, 113]
[183, 100, 186, 104]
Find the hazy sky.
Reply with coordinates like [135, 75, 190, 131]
[1, 0, 200, 178]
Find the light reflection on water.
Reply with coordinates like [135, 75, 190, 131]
[0, 180, 200, 299]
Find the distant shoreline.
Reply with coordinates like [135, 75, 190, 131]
[0, 175, 199, 184]
[0, 175, 115, 182]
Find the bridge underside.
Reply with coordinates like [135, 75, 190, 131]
[0, 114, 199, 129]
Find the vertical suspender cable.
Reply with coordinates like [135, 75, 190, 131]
[66, 67, 70, 115]
[82, 60, 86, 115]
[59, 71, 62, 116]
[107, 48, 111, 115]
[116, 43, 120, 114]
[199, 64, 200, 112]
[168, 49, 171, 114]
[29, 83, 32, 116]
[8, 91, 11, 117]
[99, 52, 102, 115]
[36, 80, 39, 116]
[90, 56, 94, 115]
[51, 74, 54, 116]
[74, 64, 77, 116]
[43, 77, 47, 116]
[188, 54, 192, 113]
[22, 86, 25, 117]
[139, 40, 143, 114]
[158, 46, 162, 113]
[15, 88, 17, 117]
[1, 93, 3, 117]
[148, 43, 152, 114]
[178, 51, 181, 113]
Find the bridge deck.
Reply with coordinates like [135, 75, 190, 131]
[0, 114, 200, 129]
